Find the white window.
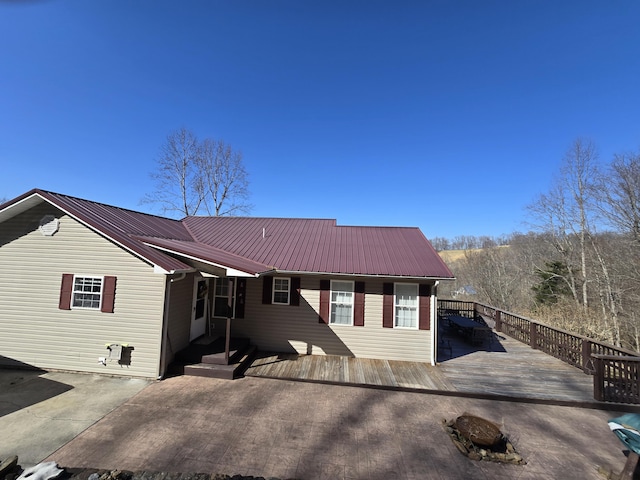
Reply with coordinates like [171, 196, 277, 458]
[213, 278, 234, 317]
[72, 276, 103, 309]
[330, 280, 354, 325]
[395, 283, 418, 328]
[272, 277, 291, 305]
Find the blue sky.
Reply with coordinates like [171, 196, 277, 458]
[1, 1, 639, 240]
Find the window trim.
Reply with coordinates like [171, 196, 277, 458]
[330, 279, 355, 326]
[272, 277, 291, 305]
[213, 277, 236, 318]
[71, 275, 104, 310]
[393, 282, 419, 329]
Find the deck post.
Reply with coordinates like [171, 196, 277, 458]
[618, 451, 640, 480]
[530, 321, 538, 349]
[593, 355, 604, 401]
[494, 310, 502, 332]
[582, 339, 592, 373]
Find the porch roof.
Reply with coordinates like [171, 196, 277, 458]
[135, 236, 273, 277]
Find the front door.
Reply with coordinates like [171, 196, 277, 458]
[190, 277, 209, 341]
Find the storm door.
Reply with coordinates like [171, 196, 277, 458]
[190, 277, 209, 341]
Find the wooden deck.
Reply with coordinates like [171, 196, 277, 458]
[244, 330, 598, 405]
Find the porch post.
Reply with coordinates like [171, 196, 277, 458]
[224, 278, 234, 364]
[225, 318, 231, 364]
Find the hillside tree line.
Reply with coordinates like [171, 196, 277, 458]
[440, 138, 640, 352]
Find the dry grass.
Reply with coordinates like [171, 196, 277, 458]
[438, 246, 511, 264]
[438, 249, 468, 263]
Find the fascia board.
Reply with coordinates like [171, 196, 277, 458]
[141, 242, 259, 278]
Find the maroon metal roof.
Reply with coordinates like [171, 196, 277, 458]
[184, 217, 454, 278]
[2, 189, 454, 279]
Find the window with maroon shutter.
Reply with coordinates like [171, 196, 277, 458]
[59, 274, 116, 313]
[354, 281, 365, 326]
[263, 276, 301, 307]
[418, 284, 431, 330]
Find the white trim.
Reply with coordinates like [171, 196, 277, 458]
[272, 277, 291, 305]
[140, 242, 259, 278]
[71, 275, 104, 310]
[0, 192, 43, 222]
[330, 280, 355, 326]
[212, 277, 236, 319]
[393, 283, 419, 329]
[190, 277, 209, 341]
[430, 281, 439, 366]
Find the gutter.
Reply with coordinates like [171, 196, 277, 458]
[267, 270, 455, 281]
[430, 281, 439, 366]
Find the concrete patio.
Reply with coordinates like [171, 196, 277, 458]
[45, 374, 630, 480]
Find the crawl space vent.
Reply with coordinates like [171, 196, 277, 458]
[39, 215, 60, 236]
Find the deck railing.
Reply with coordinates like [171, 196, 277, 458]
[438, 299, 640, 404]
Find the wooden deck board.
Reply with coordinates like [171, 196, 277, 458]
[244, 332, 597, 404]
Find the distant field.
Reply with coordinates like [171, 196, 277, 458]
[438, 245, 509, 264]
[438, 249, 468, 262]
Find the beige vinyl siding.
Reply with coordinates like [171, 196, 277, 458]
[0, 203, 167, 378]
[231, 276, 432, 362]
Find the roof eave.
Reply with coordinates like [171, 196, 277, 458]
[141, 242, 265, 278]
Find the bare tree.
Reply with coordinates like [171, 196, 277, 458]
[560, 138, 601, 310]
[599, 150, 640, 243]
[527, 138, 601, 310]
[198, 138, 251, 216]
[143, 128, 251, 218]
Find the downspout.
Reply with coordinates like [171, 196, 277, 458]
[157, 272, 187, 379]
[430, 281, 439, 366]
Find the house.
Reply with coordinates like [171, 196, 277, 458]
[0, 189, 455, 379]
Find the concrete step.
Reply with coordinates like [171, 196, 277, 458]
[183, 345, 257, 380]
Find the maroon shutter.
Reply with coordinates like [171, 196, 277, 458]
[319, 280, 330, 324]
[101, 276, 117, 313]
[59, 274, 74, 310]
[382, 282, 394, 328]
[262, 276, 273, 304]
[354, 281, 365, 326]
[419, 284, 431, 330]
[235, 278, 246, 318]
[290, 277, 301, 306]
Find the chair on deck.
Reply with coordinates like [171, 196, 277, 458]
[469, 327, 491, 346]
